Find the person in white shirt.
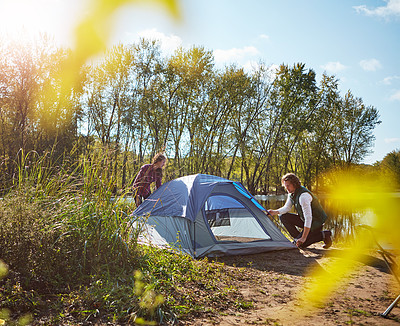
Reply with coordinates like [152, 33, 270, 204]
[268, 173, 332, 249]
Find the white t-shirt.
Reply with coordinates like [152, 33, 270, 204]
[277, 192, 313, 228]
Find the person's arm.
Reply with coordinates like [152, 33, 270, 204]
[267, 195, 292, 216]
[296, 192, 313, 247]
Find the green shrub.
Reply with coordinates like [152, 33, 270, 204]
[0, 150, 243, 324]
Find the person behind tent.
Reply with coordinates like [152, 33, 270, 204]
[267, 173, 332, 249]
[132, 153, 167, 207]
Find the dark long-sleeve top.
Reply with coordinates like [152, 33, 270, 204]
[132, 164, 162, 198]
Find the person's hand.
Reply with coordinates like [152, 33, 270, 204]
[296, 237, 306, 247]
[267, 209, 278, 216]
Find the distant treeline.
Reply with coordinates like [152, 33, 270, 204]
[0, 36, 382, 194]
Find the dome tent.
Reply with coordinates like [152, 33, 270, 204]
[132, 174, 295, 258]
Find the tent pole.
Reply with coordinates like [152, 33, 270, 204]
[193, 221, 196, 258]
[382, 293, 400, 317]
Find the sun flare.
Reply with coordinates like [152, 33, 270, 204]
[0, 0, 80, 44]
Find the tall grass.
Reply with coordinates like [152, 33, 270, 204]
[0, 148, 243, 325]
[0, 148, 154, 322]
[6, 149, 137, 275]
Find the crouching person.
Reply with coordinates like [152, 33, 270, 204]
[268, 173, 332, 249]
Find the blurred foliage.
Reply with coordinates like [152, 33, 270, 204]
[0, 261, 32, 326]
[296, 167, 400, 316]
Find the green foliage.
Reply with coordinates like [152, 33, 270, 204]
[137, 245, 242, 320]
[1, 148, 137, 281]
[379, 149, 400, 188]
[1, 36, 383, 195]
[0, 150, 245, 324]
[0, 149, 139, 321]
[0, 262, 33, 326]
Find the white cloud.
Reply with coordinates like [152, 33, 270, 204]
[389, 89, 400, 101]
[320, 61, 347, 73]
[354, 0, 400, 17]
[359, 58, 382, 71]
[259, 34, 270, 41]
[385, 137, 400, 143]
[137, 28, 182, 54]
[214, 46, 260, 64]
[243, 60, 261, 72]
[382, 75, 400, 85]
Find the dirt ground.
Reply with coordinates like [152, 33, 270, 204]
[189, 243, 400, 326]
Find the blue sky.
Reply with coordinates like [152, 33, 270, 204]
[1, 0, 399, 164]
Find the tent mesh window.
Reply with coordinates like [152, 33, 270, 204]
[204, 195, 271, 243]
[206, 209, 231, 227]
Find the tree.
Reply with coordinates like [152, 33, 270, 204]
[380, 149, 400, 188]
[330, 91, 381, 166]
[259, 63, 318, 192]
[294, 73, 342, 190]
[224, 64, 272, 192]
[165, 46, 215, 175]
[0, 36, 80, 190]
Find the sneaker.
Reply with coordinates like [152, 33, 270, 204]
[323, 231, 332, 249]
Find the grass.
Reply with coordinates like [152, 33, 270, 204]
[0, 150, 244, 325]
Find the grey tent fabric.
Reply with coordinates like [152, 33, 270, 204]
[131, 174, 295, 258]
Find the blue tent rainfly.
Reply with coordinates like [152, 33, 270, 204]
[131, 174, 295, 258]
